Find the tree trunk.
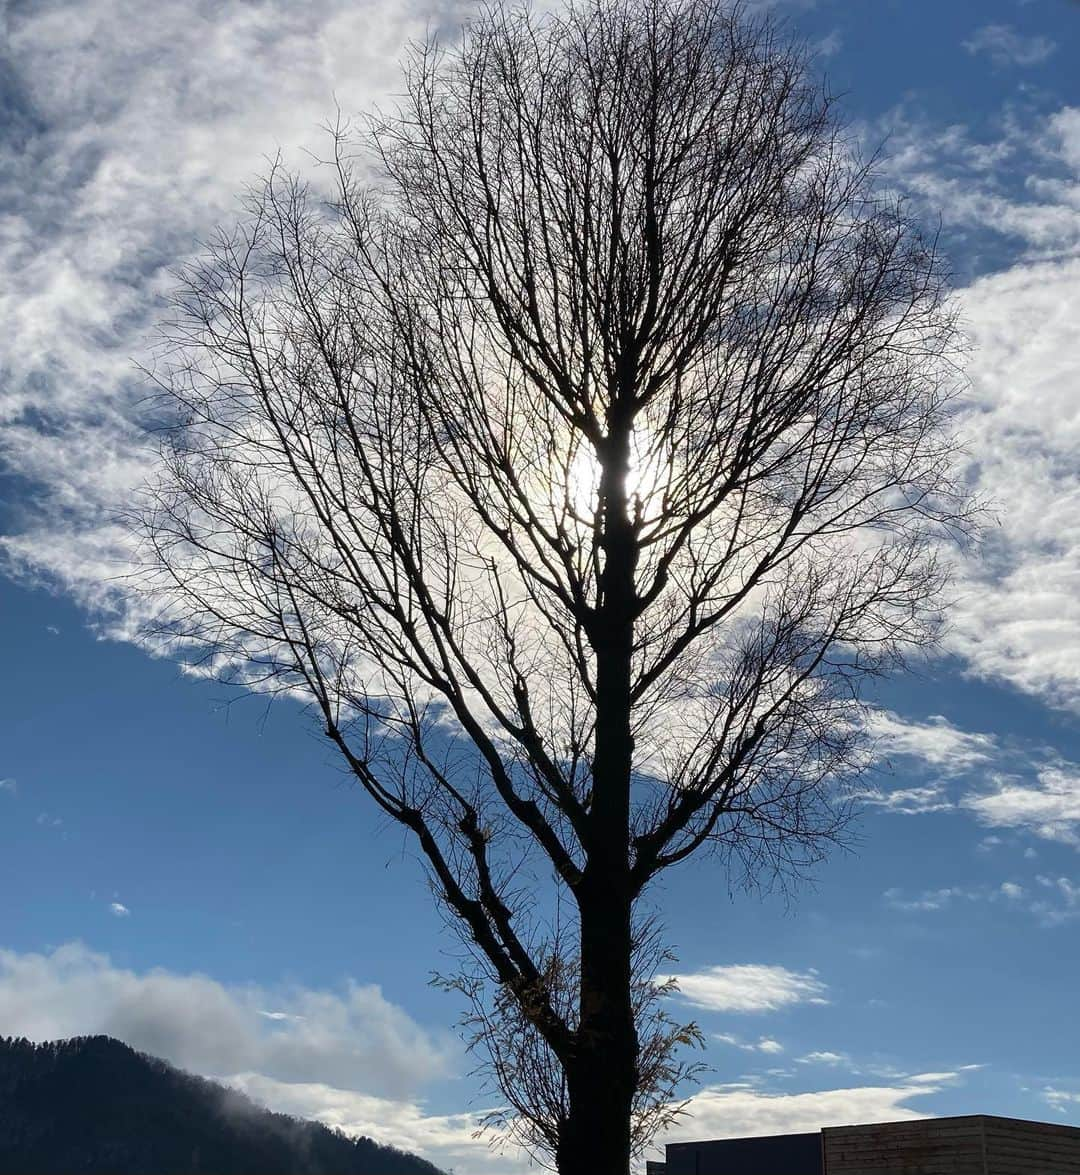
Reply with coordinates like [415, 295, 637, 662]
[556, 874, 639, 1175]
[556, 415, 640, 1175]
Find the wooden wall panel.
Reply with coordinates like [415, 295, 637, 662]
[823, 1117, 986, 1175]
[984, 1115, 1080, 1175]
[662, 1114, 1080, 1175]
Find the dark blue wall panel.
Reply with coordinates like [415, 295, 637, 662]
[666, 1132, 823, 1175]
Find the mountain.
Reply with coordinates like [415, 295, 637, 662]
[0, 1035, 449, 1175]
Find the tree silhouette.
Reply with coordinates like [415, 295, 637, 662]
[137, 0, 971, 1171]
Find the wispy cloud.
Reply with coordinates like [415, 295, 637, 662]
[963, 766, 1080, 847]
[797, 1051, 849, 1066]
[856, 711, 1000, 815]
[742, 0, 820, 10]
[715, 1032, 785, 1054]
[962, 24, 1056, 68]
[1028, 875, 1080, 927]
[861, 785, 954, 816]
[885, 876, 1080, 928]
[1044, 1086, 1080, 1114]
[865, 711, 997, 775]
[0, 779, 15, 795]
[812, 30, 842, 59]
[669, 964, 828, 1014]
[108, 901, 130, 917]
[905, 1070, 966, 1086]
[883, 886, 981, 913]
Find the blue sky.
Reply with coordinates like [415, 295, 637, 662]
[2, 0, 1080, 1171]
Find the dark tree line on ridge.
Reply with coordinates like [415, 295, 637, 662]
[0, 1035, 446, 1175]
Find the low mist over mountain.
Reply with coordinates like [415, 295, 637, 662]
[0, 1035, 447, 1175]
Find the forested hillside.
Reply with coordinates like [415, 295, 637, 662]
[0, 1035, 447, 1175]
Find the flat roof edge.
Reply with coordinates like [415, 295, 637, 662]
[666, 1130, 821, 1149]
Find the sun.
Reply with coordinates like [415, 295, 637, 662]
[562, 429, 664, 526]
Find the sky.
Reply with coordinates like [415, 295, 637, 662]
[1, 0, 1080, 1172]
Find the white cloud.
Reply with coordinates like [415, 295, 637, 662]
[742, 0, 819, 10]
[1052, 107, 1080, 175]
[855, 711, 1004, 815]
[1044, 1086, 1080, 1114]
[963, 766, 1080, 846]
[0, 967, 973, 1175]
[0, 779, 15, 795]
[670, 964, 827, 1014]
[714, 1032, 785, 1054]
[0, 942, 454, 1100]
[962, 24, 1056, 68]
[797, 1051, 848, 1066]
[0, 942, 516, 1172]
[950, 260, 1080, 708]
[864, 712, 997, 774]
[1029, 875, 1080, 926]
[860, 784, 954, 816]
[883, 886, 979, 913]
[904, 1071, 962, 1086]
[853, 708, 1080, 852]
[876, 107, 1080, 257]
[885, 876, 1080, 928]
[108, 901, 130, 917]
[862, 105, 1080, 715]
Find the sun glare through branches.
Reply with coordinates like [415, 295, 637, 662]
[563, 430, 664, 527]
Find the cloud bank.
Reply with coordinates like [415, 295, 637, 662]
[228, 1068, 951, 1175]
[0, 942, 453, 1100]
[648, 1078, 942, 1160]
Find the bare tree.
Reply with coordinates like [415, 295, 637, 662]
[137, 0, 969, 1171]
